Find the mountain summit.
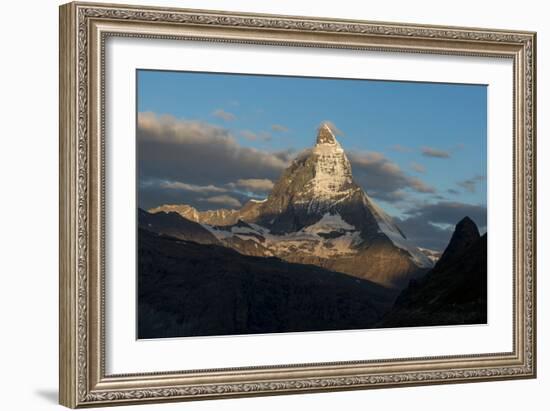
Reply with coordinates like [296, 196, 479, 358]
[255, 123, 359, 231]
[316, 123, 339, 145]
[434, 216, 480, 270]
[307, 124, 354, 207]
[148, 124, 433, 289]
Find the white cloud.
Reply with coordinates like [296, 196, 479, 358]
[160, 181, 227, 193]
[240, 130, 258, 141]
[421, 146, 451, 158]
[240, 130, 272, 142]
[397, 201, 487, 250]
[349, 151, 435, 202]
[457, 175, 486, 193]
[389, 144, 412, 153]
[410, 162, 426, 173]
[271, 124, 289, 133]
[233, 178, 274, 192]
[200, 195, 242, 208]
[212, 109, 236, 121]
[137, 112, 289, 185]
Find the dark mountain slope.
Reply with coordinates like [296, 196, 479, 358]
[137, 228, 394, 339]
[138, 208, 220, 245]
[434, 216, 480, 270]
[379, 217, 487, 328]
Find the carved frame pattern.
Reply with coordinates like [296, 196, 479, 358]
[59, 2, 536, 408]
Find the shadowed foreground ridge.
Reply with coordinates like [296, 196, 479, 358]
[379, 217, 487, 328]
[137, 228, 395, 338]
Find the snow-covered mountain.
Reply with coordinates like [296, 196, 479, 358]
[148, 199, 262, 226]
[148, 123, 433, 289]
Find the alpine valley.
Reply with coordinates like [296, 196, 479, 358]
[138, 124, 487, 338]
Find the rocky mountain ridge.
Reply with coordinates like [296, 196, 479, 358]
[147, 124, 433, 289]
[380, 217, 487, 327]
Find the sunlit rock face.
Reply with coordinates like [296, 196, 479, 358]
[148, 123, 432, 289]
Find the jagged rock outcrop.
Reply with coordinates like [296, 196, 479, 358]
[379, 217, 487, 327]
[434, 216, 479, 270]
[138, 208, 220, 245]
[148, 199, 263, 226]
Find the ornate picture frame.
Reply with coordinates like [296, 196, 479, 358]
[59, 1, 536, 408]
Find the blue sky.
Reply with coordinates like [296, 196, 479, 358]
[137, 69, 487, 250]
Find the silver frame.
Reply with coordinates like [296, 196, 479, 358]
[59, 2, 536, 408]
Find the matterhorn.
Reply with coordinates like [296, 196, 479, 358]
[147, 123, 433, 289]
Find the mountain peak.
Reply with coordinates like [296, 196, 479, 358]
[456, 216, 478, 233]
[316, 123, 339, 146]
[147, 123, 434, 289]
[435, 216, 480, 269]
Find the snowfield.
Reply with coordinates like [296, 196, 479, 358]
[203, 212, 364, 259]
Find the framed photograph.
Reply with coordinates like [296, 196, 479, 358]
[59, 2, 537, 408]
